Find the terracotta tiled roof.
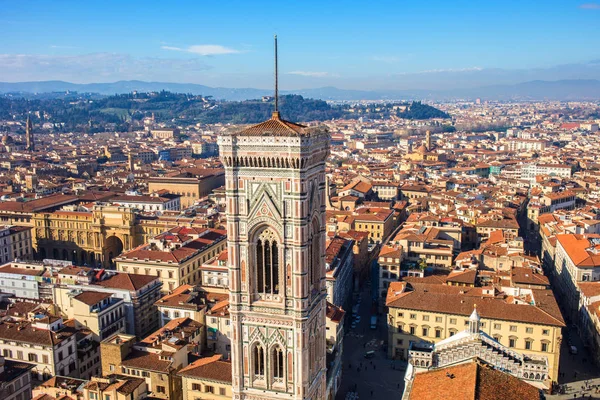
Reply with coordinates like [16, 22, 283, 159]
[178, 354, 232, 383]
[340, 180, 372, 194]
[386, 283, 565, 327]
[96, 272, 159, 291]
[510, 267, 549, 287]
[379, 245, 402, 259]
[140, 317, 203, 346]
[409, 360, 540, 400]
[155, 285, 205, 311]
[476, 218, 520, 230]
[0, 321, 75, 346]
[578, 281, 600, 299]
[207, 299, 230, 317]
[32, 395, 59, 400]
[121, 350, 172, 372]
[74, 291, 113, 306]
[0, 264, 45, 276]
[58, 266, 93, 276]
[235, 113, 308, 137]
[446, 269, 477, 284]
[556, 234, 600, 268]
[0, 194, 78, 213]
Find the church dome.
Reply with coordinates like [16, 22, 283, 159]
[416, 144, 428, 154]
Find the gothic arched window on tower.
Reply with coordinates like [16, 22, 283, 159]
[256, 228, 280, 296]
[253, 344, 265, 379]
[272, 346, 285, 383]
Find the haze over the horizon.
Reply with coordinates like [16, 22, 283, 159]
[2, 0, 600, 91]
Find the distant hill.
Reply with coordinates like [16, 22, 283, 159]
[0, 80, 269, 101]
[0, 92, 448, 132]
[1, 79, 600, 101]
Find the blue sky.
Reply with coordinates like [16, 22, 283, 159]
[1, 0, 600, 89]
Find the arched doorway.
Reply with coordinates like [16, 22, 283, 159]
[104, 235, 124, 268]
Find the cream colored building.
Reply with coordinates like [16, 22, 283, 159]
[147, 169, 224, 208]
[155, 284, 207, 327]
[54, 288, 126, 340]
[116, 228, 226, 292]
[100, 319, 201, 400]
[0, 316, 78, 381]
[179, 354, 232, 400]
[352, 208, 395, 243]
[392, 226, 454, 270]
[0, 226, 33, 264]
[386, 281, 564, 384]
[32, 205, 138, 268]
[206, 299, 231, 359]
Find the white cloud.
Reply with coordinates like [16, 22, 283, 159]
[0, 52, 212, 82]
[395, 67, 483, 75]
[579, 3, 600, 9]
[287, 71, 331, 78]
[420, 67, 483, 73]
[371, 55, 401, 63]
[161, 44, 240, 56]
[49, 45, 77, 49]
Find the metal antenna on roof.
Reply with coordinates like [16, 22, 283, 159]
[273, 35, 279, 118]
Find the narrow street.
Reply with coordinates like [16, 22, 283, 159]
[336, 281, 406, 400]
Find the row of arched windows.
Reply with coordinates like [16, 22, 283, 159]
[223, 155, 306, 169]
[523, 372, 545, 380]
[252, 344, 285, 383]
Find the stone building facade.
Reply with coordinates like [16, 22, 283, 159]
[219, 111, 330, 399]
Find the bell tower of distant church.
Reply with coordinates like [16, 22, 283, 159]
[26, 115, 34, 151]
[218, 36, 330, 400]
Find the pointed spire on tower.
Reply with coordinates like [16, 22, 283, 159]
[272, 34, 280, 120]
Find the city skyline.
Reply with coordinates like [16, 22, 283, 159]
[1, 0, 600, 90]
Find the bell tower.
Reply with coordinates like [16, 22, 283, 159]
[26, 115, 34, 151]
[218, 37, 330, 400]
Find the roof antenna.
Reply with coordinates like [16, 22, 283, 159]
[273, 34, 279, 119]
